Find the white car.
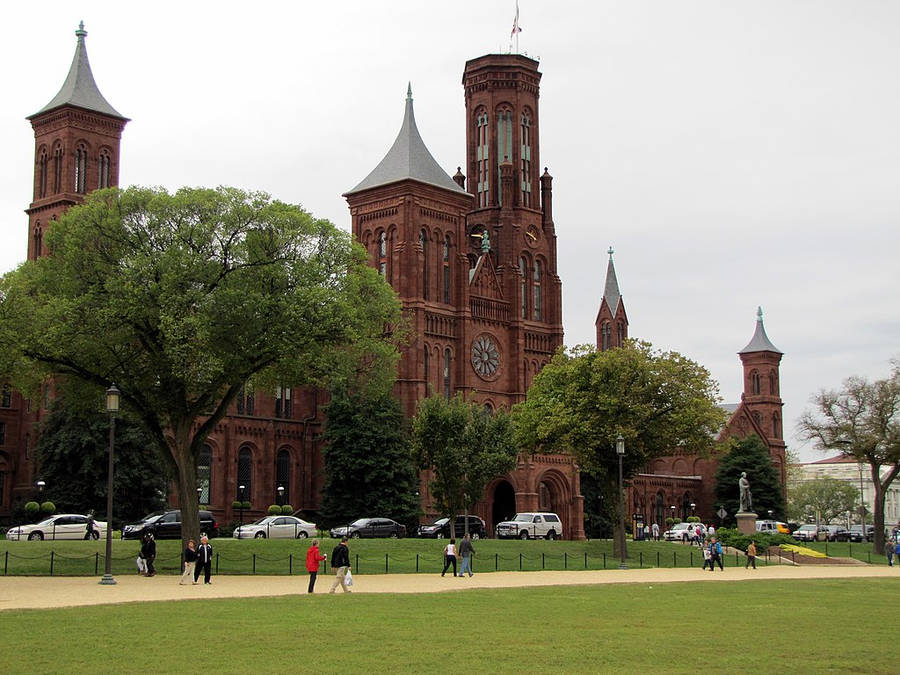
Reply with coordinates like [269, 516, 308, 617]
[495, 512, 563, 540]
[6, 514, 108, 541]
[664, 522, 706, 542]
[233, 515, 317, 539]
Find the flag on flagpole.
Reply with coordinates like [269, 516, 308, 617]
[511, 1, 522, 39]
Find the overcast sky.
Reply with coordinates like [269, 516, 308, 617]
[2, 1, 898, 462]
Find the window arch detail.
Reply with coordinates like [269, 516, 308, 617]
[74, 142, 88, 194]
[237, 446, 253, 500]
[276, 448, 291, 504]
[475, 108, 489, 207]
[532, 260, 542, 321]
[197, 444, 212, 504]
[520, 110, 532, 207]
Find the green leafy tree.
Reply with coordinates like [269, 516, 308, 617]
[412, 394, 518, 532]
[788, 477, 858, 524]
[512, 341, 726, 557]
[34, 386, 167, 525]
[0, 186, 401, 547]
[320, 388, 420, 531]
[714, 434, 786, 525]
[799, 365, 900, 554]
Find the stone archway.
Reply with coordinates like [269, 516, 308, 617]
[536, 469, 572, 538]
[491, 480, 516, 531]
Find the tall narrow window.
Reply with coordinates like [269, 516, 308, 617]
[275, 385, 292, 418]
[520, 111, 532, 207]
[616, 322, 625, 347]
[772, 414, 780, 439]
[197, 445, 212, 504]
[246, 388, 254, 415]
[424, 346, 430, 392]
[497, 108, 513, 206]
[276, 449, 291, 504]
[98, 150, 111, 189]
[378, 231, 388, 277]
[519, 257, 528, 318]
[475, 110, 489, 207]
[532, 260, 542, 321]
[0, 471, 5, 506]
[33, 226, 42, 259]
[52, 144, 62, 193]
[419, 228, 429, 300]
[38, 151, 48, 198]
[750, 371, 760, 395]
[237, 447, 252, 500]
[236, 386, 255, 414]
[601, 322, 611, 351]
[74, 143, 88, 194]
[769, 370, 778, 395]
[0, 422, 6, 445]
[1, 385, 10, 408]
[442, 235, 451, 303]
[443, 348, 451, 398]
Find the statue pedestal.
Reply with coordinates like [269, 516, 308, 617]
[735, 512, 758, 535]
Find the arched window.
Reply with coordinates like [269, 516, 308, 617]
[1, 384, 11, 408]
[419, 228, 429, 300]
[52, 143, 63, 194]
[33, 225, 42, 259]
[237, 446, 252, 500]
[655, 492, 664, 527]
[98, 150, 111, 189]
[752, 411, 761, 427]
[423, 346, 430, 393]
[0, 422, 5, 445]
[275, 385, 292, 418]
[74, 143, 88, 194]
[616, 322, 625, 347]
[276, 448, 291, 504]
[750, 370, 761, 395]
[475, 109, 489, 207]
[769, 370, 778, 396]
[519, 256, 528, 318]
[443, 348, 451, 399]
[378, 231, 387, 277]
[197, 445, 212, 504]
[532, 260, 542, 321]
[520, 111, 532, 207]
[497, 107, 513, 207]
[772, 414, 780, 439]
[442, 235, 451, 303]
[236, 385, 254, 415]
[601, 322, 611, 351]
[38, 150, 48, 198]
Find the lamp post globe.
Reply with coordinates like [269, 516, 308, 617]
[35, 480, 45, 492]
[99, 384, 120, 586]
[277, 485, 285, 506]
[238, 485, 246, 527]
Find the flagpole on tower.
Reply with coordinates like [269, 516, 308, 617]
[510, 0, 522, 54]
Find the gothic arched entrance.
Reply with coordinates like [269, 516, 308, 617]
[491, 480, 516, 531]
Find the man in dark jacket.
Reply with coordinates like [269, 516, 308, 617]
[195, 535, 213, 584]
[329, 537, 351, 593]
[458, 533, 475, 577]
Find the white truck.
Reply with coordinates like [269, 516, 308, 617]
[495, 512, 563, 540]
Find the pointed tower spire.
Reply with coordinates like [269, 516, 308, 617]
[596, 246, 628, 350]
[30, 23, 126, 120]
[344, 84, 466, 195]
[739, 306, 782, 354]
[603, 246, 622, 319]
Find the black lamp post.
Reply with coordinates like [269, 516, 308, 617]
[99, 384, 119, 586]
[238, 485, 245, 527]
[768, 509, 773, 520]
[277, 485, 285, 507]
[690, 502, 696, 518]
[616, 434, 627, 569]
[36, 480, 45, 493]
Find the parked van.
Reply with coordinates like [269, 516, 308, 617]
[755, 520, 789, 535]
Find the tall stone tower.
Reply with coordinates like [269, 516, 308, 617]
[25, 22, 128, 261]
[595, 248, 628, 350]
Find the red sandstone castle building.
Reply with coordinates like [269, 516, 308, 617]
[0, 26, 784, 535]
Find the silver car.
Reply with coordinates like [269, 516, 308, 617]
[233, 515, 317, 539]
[6, 514, 108, 541]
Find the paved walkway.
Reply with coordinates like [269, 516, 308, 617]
[1, 565, 896, 611]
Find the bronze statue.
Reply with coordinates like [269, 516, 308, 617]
[739, 472, 753, 512]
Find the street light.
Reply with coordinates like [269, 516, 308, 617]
[99, 384, 119, 586]
[690, 502, 696, 517]
[768, 509, 773, 520]
[35, 480, 46, 493]
[616, 434, 626, 570]
[238, 485, 246, 527]
[277, 485, 285, 506]
[670, 505, 676, 522]
[197, 487, 203, 504]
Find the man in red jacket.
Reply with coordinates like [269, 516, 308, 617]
[306, 540, 327, 593]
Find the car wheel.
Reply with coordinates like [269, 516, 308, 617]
[546, 530, 557, 541]
[255, 532, 266, 539]
[28, 531, 43, 541]
[389, 532, 399, 539]
[350, 532, 361, 539]
[91, 530, 100, 541]
[296, 531, 308, 539]
[519, 530, 529, 540]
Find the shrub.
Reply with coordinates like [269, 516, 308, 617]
[40, 501, 56, 514]
[714, 527, 795, 551]
[687, 516, 701, 523]
[267, 504, 281, 516]
[280, 504, 293, 515]
[231, 500, 243, 510]
[241, 501, 251, 510]
[24, 501, 40, 521]
[665, 517, 675, 528]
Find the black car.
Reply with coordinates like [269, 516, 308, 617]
[848, 524, 875, 542]
[122, 509, 219, 540]
[418, 515, 486, 539]
[329, 518, 406, 539]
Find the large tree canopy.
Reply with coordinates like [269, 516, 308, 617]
[798, 365, 900, 554]
[0, 186, 401, 545]
[714, 434, 786, 525]
[412, 394, 518, 528]
[788, 477, 859, 525]
[512, 341, 726, 554]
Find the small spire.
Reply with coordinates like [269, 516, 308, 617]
[76, 21, 86, 40]
[608, 246, 614, 260]
[738, 305, 782, 354]
[757, 306, 763, 321]
[407, 82, 412, 100]
[603, 246, 622, 318]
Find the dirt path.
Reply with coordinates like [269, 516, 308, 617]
[1, 565, 897, 612]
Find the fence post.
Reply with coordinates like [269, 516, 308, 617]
[495, 553, 498, 571]
[216, 553, 219, 574]
[564, 552, 568, 570]
[584, 552, 588, 569]
[519, 553, 523, 571]
[690, 551, 693, 567]
[657, 551, 660, 567]
[385, 552, 389, 574]
[825, 541, 828, 556]
[4, 550, 7, 575]
[253, 553, 256, 574]
[603, 553, 606, 569]
[640, 552, 643, 568]
[355, 553, 359, 572]
[289, 553, 293, 575]
[50, 550, 54, 576]
[542, 553, 545, 570]
[95, 551, 99, 575]
[868, 552, 871, 564]
[673, 551, 676, 568]
[416, 553, 419, 572]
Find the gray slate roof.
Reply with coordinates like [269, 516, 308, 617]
[31, 23, 126, 120]
[738, 307, 782, 354]
[345, 84, 467, 196]
[603, 247, 622, 317]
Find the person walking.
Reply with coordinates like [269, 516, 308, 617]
[651, 522, 660, 541]
[458, 534, 475, 577]
[701, 542, 712, 570]
[180, 539, 197, 585]
[441, 538, 458, 577]
[141, 532, 156, 577]
[329, 537, 351, 593]
[194, 535, 213, 584]
[306, 539, 327, 593]
[708, 537, 724, 571]
[745, 540, 757, 569]
[83, 512, 96, 541]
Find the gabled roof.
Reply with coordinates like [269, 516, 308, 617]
[344, 84, 467, 196]
[603, 247, 622, 319]
[738, 306, 782, 355]
[30, 22, 127, 121]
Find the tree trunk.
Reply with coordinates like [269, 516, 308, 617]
[169, 423, 200, 554]
[871, 468, 886, 555]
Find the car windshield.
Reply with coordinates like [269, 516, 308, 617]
[430, 518, 449, 526]
[513, 514, 532, 522]
[251, 517, 275, 525]
[36, 517, 57, 526]
[798, 525, 815, 531]
[350, 519, 369, 527]
[140, 512, 163, 522]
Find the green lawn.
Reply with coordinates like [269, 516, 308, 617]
[0, 578, 897, 673]
[1, 536, 892, 576]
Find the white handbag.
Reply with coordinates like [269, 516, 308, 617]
[345, 569, 354, 587]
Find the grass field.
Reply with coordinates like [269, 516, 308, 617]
[0, 536, 892, 576]
[0, 578, 897, 673]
